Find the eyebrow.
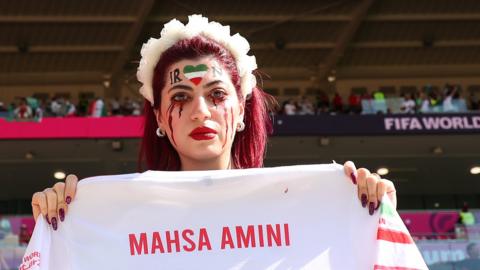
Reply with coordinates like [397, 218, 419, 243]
[168, 80, 226, 93]
[203, 80, 225, 89]
[168, 84, 193, 93]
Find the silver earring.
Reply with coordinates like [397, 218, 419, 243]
[156, 128, 166, 137]
[236, 122, 245, 132]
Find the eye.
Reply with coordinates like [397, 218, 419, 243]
[171, 92, 189, 102]
[210, 89, 227, 101]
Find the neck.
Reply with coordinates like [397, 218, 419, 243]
[180, 153, 233, 171]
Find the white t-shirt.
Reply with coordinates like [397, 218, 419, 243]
[284, 103, 296, 115]
[92, 99, 104, 117]
[401, 99, 416, 114]
[20, 164, 427, 270]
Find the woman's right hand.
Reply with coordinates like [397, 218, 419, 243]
[31, 174, 78, 230]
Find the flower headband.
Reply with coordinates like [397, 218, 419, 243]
[137, 14, 258, 106]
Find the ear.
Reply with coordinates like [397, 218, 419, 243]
[238, 101, 245, 123]
[153, 108, 166, 131]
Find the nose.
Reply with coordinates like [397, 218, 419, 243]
[190, 96, 212, 121]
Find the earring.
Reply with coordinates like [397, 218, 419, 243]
[156, 128, 166, 137]
[236, 122, 245, 132]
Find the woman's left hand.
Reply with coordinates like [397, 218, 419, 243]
[343, 161, 397, 215]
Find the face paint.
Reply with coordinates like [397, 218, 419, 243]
[222, 106, 229, 149]
[178, 104, 184, 118]
[230, 107, 235, 140]
[166, 102, 177, 146]
[212, 65, 223, 78]
[183, 64, 209, 85]
[169, 68, 182, 85]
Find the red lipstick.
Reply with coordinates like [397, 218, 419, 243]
[189, 126, 217, 141]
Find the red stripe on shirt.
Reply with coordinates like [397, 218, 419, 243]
[377, 227, 414, 244]
[374, 265, 422, 270]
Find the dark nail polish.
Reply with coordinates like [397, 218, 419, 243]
[66, 196, 71, 204]
[361, 194, 367, 208]
[59, 208, 65, 222]
[350, 172, 357, 185]
[375, 200, 381, 211]
[369, 202, 375, 215]
[46, 214, 51, 225]
[52, 217, 58, 230]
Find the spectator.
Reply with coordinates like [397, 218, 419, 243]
[469, 93, 479, 110]
[0, 101, 6, 112]
[50, 97, 62, 116]
[26, 96, 39, 115]
[373, 90, 385, 101]
[121, 97, 134, 115]
[77, 97, 89, 116]
[348, 91, 361, 114]
[132, 99, 142, 116]
[65, 99, 76, 117]
[298, 96, 315, 115]
[442, 84, 458, 113]
[332, 92, 343, 113]
[91, 97, 105, 117]
[14, 98, 32, 119]
[316, 93, 330, 114]
[34, 100, 44, 122]
[110, 98, 121, 115]
[283, 99, 296, 115]
[373, 90, 387, 114]
[401, 94, 416, 114]
[419, 92, 431, 113]
[459, 202, 476, 226]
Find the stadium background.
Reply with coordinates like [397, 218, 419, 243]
[0, 0, 480, 269]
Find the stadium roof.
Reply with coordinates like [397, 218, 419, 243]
[1, 0, 480, 86]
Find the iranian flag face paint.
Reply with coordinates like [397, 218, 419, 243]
[183, 64, 209, 85]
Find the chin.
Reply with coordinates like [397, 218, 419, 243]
[181, 145, 224, 160]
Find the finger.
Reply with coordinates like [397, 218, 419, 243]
[53, 182, 66, 222]
[31, 192, 47, 223]
[343, 161, 357, 184]
[366, 174, 380, 215]
[44, 188, 58, 230]
[64, 174, 78, 205]
[32, 204, 41, 223]
[376, 179, 387, 210]
[357, 168, 369, 208]
[383, 179, 397, 209]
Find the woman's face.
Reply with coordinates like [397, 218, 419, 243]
[155, 56, 244, 167]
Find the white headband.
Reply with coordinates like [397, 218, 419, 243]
[137, 14, 258, 106]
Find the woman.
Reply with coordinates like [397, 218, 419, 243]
[31, 15, 396, 231]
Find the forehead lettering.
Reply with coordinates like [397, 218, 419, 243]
[169, 68, 182, 85]
[212, 65, 223, 78]
[183, 64, 209, 85]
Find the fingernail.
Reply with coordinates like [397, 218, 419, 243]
[361, 194, 367, 208]
[59, 208, 65, 222]
[46, 214, 51, 225]
[369, 202, 375, 215]
[350, 172, 357, 185]
[52, 217, 58, 230]
[66, 196, 71, 204]
[375, 200, 381, 211]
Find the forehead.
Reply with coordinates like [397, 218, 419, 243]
[168, 57, 225, 76]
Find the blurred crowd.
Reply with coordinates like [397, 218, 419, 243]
[278, 84, 479, 115]
[0, 96, 144, 121]
[1, 84, 479, 121]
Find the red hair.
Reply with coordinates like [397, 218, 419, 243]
[139, 36, 273, 171]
